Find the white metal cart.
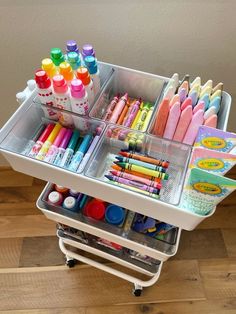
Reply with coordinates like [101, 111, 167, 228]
[0, 62, 231, 296]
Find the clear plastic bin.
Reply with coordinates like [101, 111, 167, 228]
[89, 66, 165, 131]
[85, 125, 191, 206]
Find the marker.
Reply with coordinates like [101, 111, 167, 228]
[59, 130, 80, 168]
[22, 124, 46, 155]
[44, 127, 67, 163]
[163, 101, 181, 140]
[77, 135, 100, 172]
[84, 56, 100, 95]
[59, 62, 74, 83]
[53, 129, 73, 165]
[115, 162, 169, 179]
[105, 175, 160, 194]
[173, 105, 192, 142]
[41, 58, 57, 78]
[28, 124, 55, 158]
[76, 66, 95, 105]
[152, 98, 169, 137]
[115, 157, 166, 172]
[204, 114, 217, 128]
[66, 40, 79, 54]
[180, 97, 192, 111]
[183, 109, 204, 145]
[36, 123, 62, 160]
[109, 93, 128, 124]
[118, 151, 169, 168]
[50, 48, 65, 66]
[121, 99, 141, 128]
[110, 170, 162, 189]
[67, 51, 81, 71]
[69, 134, 93, 172]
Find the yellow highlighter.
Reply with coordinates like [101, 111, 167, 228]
[36, 123, 62, 160]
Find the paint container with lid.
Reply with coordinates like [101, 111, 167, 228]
[105, 204, 125, 226]
[62, 196, 78, 211]
[84, 199, 105, 220]
[48, 191, 63, 206]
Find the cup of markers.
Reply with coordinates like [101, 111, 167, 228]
[105, 150, 170, 199]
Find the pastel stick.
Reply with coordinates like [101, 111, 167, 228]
[181, 97, 192, 111]
[201, 79, 213, 91]
[178, 81, 189, 94]
[212, 82, 223, 94]
[165, 73, 179, 92]
[153, 98, 170, 137]
[204, 106, 216, 120]
[210, 89, 222, 101]
[169, 94, 180, 108]
[199, 94, 210, 110]
[193, 100, 204, 114]
[179, 74, 190, 87]
[204, 114, 217, 128]
[163, 85, 176, 100]
[173, 105, 192, 142]
[183, 109, 204, 145]
[200, 86, 212, 98]
[163, 102, 181, 140]
[189, 90, 198, 107]
[178, 87, 187, 103]
[190, 76, 201, 88]
[208, 96, 221, 114]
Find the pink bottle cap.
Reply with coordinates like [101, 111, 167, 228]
[53, 75, 68, 93]
[70, 79, 85, 98]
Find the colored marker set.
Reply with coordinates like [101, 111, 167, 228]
[105, 150, 170, 199]
[35, 41, 101, 126]
[24, 121, 101, 173]
[150, 73, 224, 145]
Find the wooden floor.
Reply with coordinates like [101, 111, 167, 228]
[0, 167, 236, 313]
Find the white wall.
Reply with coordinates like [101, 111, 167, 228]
[0, 0, 235, 165]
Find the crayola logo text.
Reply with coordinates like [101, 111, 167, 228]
[197, 158, 224, 170]
[193, 182, 222, 195]
[201, 137, 226, 149]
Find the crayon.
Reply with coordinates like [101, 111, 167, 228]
[115, 156, 166, 172]
[119, 151, 169, 168]
[116, 162, 169, 179]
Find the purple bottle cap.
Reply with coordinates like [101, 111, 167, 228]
[66, 40, 79, 54]
[60, 129, 73, 149]
[82, 44, 95, 58]
[71, 79, 85, 98]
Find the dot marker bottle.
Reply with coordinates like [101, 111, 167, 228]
[84, 56, 100, 95]
[82, 44, 95, 61]
[50, 48, 65, 67]
[59, 61, 74, 84]
[35, 70, 58, 120]
[76, 67, 95, 105]
[67, 51, 81, 70]
[41, 58, 57, 78]
[52, 75, 74, 127]
[70, 79, 90, 115]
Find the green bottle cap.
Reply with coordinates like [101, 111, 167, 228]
[50, 48, 65, 66]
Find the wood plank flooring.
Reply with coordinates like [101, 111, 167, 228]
[0, 168, 236, 313]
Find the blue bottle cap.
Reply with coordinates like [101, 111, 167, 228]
[105, 205, 124, 225]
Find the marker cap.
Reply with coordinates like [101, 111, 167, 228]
[84, 199, 105, 220]
[76, 67, 91, 85]
[48, 191, 63, 205]
[63, 196, 77, 210]
[67, 51, 80, 63]
[42, 58, 53, 71]
[53, 75, 68, 93]
[82, 44, 95, 58]
[68, 130, 80, 150]
[105, 205, 125, 225]
[50, 48, 65, 66]
[59, 62, 74, 81]
[38, 124, 55, 143]
[60, 129, 73, 149]
[84, 56, 98, 74]
[35, 69, 51, 89]
[71, 79, 85, 98]
[53, 127, 67, 147]
[66, 40, 79, 53]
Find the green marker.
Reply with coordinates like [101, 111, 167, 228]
[50, 48, 65, 66]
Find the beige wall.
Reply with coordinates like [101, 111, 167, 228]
[0, 0, 235, 165]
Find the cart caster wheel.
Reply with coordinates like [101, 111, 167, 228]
[66, 259, 76, 268]
[133, 288, 142, 297]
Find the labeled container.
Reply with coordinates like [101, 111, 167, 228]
[89, 65, 166, 131]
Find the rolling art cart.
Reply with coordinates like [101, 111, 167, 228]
[0, 62, 231, 296]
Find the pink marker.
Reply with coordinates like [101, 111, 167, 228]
[109, 93, 128, 123]
[181, 97, 192, 111]
[193, 100, 205, 114]
[44, 127, 67, 163]
[204, 114, 217, 128]
[173, 105, 192, 142]
[169, 94, 180, 108]
[183, 109, 204, 145]
[53, 129, 73, 165]
[163, 102, 181, 140]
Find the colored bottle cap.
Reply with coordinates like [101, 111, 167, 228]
[63, 196, 77, 210]
[84, 56, 98, 75]
[71, 79, 86, 98]
[59, 62, 74, 81]
[42, 58, 53, 71]
[50, 48, 65, 66]
[69, 189, 80, 197]
[105, 205, 124, 225]
[35, 69, 51, 89]
[67, 51, 81, 70]
[54, 185, 69, 194]
[52, 75, 68, 93]
[76, 67, 91, 85]
[82, 44, 95, 58]
[66, 40, 79, 53]
[84, 199, 105, 220]
[48, 191, 63, 205]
